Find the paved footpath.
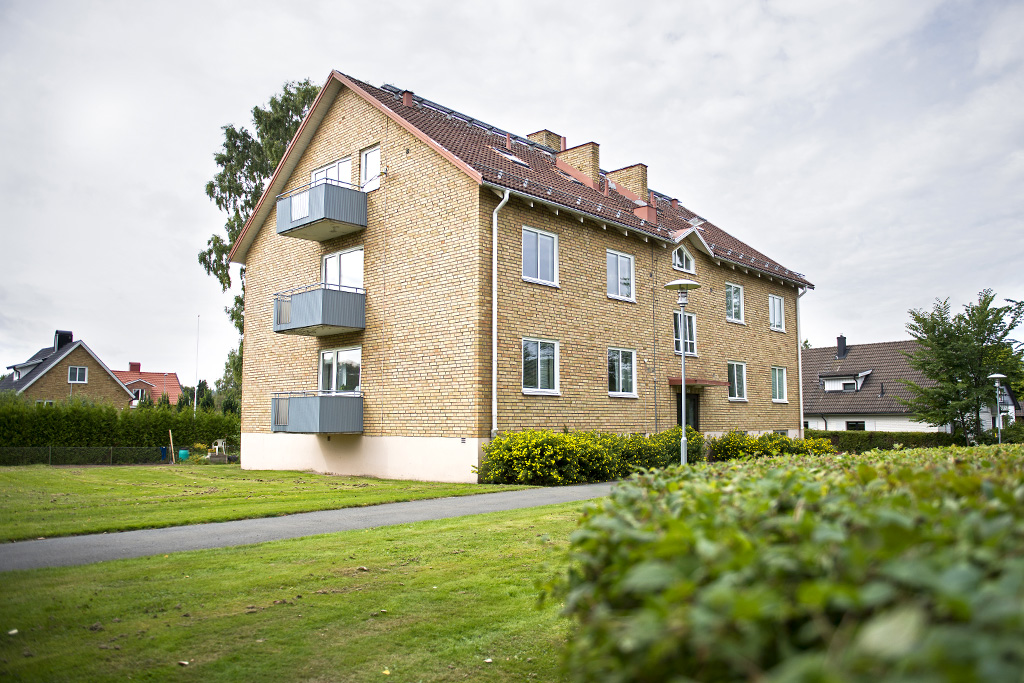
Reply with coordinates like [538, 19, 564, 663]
[0, 482, 614, 573]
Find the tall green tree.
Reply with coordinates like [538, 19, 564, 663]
[200, 79, 320, 336]
[902, 290, 1024, 442]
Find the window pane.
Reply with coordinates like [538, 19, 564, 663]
[606, 252, 617, 295]
[621, 351, 634, 394]
[523, 341, 538, 389]
[619, 255, 632, 298]
[335, 348, 361, 391]
[538, 233, 554, 282]
[608, 350, 619, 392]
[728, 364, 736, 397]
[726, 286, 734, 318]
[539, 342, 555, 390]
[320, 352, 334, 391]
[324, 254, 340, 287]
[523, 230, 538, 280]
[362, 146, 380, 191]
[339, 249, 363, 289]
[737, 366, 745, 398]
[673, 313, 681, 353]
[685, 315, 695, 354]
[338, 159, 352, 187]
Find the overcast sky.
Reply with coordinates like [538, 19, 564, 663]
[1, 0, 1021, 385]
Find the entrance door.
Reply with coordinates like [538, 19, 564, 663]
[676, 392, 699, 430]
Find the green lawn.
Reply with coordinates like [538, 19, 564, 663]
[0, 465, 529, 542]
[0, 502, 584, 682]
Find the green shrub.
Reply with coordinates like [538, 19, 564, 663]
[556, 445, 1024, 682]
[806, 429, 958, 453]
[479, 426, 702, 485]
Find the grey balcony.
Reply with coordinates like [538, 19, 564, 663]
[271, 391, 363, 434]
[276, 180, 367, 241]
[273, 284, 366, 336]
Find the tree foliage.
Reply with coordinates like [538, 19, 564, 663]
[902, 290, 1024, 442]
[200, 79, 320, 335]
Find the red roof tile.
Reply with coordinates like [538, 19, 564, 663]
[112, 369, 183, 404]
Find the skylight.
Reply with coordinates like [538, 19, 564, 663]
[490, 146, 529, 168]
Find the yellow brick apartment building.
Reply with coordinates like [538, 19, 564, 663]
[229, 71, 814, 482]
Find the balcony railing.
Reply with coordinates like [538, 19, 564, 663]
[271, 391, 363, 434]
[273, 283, 366, 336]
[276, 179, 367, 241]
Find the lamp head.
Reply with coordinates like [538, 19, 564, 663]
[988, 373, 1007, 383]
[665, 278, 700, 305]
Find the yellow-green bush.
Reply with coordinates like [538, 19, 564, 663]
[479, 426, 701, 485]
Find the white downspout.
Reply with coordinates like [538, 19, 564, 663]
[492, 189, 510, 438]
[797, 286, 807, 439]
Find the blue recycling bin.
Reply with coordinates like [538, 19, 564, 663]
[160, 446, 167, 461]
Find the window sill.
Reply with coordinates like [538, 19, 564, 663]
[772, 399, 789, 404]
[607, 294, 636, 303]
[608, 392, 639, 399]
[68, 381, 88, 385]
[522, 389, 561, 396]
[522, 277, 560, 289]
[770, 327, 786, 333]
[728, 397, 748, 402]
[674, 351, 698, 357]
[726, 318, 746, 326]
[672, 265, 696, 275]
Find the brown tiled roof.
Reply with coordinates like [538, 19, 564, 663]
[802, 340, 933, 416]
[226, 71, 811, 289]
[347, 75, 812, 288]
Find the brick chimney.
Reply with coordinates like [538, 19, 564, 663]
[129, 362, 141, 373]
[401, 90, 414, 107]
[606, 163, 648, 201]
[527, 129, 566, 151]
[557, 142, 600, 186]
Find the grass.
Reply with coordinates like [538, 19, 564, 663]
[0, 465, 529, 542]
[0, 502, 585, 682]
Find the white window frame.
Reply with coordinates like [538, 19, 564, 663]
[68, 366, 88, 384]
[769, 294, 785, 332]
[728, 361, 747, 401]
[673, 311, 697, 356]
[522, 338, 559, 395]
[771, 366, 787, 403]
[672, 245, 695, 274]
[521, 226, 559, 287]
[322, 246, 364, 291]
[726, 282, 744, 323]
[35, 400, 54, 407]
[311, 157, 353, 188]
[360, 145, 381, 192]
[319, 346, 362, 394]
[607, 347, 638, 398]
[132, 388, 147, 401]
[606, 249, 636, 302]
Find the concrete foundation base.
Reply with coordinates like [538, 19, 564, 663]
[240, 432, 484, 483]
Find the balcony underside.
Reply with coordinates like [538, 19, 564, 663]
[271, 393, 363, 434]
[276, 182, 367, 242]
[274, 287, 366, 336]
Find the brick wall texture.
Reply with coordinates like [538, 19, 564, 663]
[606, 163, 648, 200]
[21, 346, 132, 408]
[241, 85, 804, 440]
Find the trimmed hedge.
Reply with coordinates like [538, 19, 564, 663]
[706, 431, 835, 461]
[0, 394, 239, 451]
[806, 429, 959, 453]
[478, 428, 836, 485]
[556, 445, 1024, 681]
[478, 427, 700, 485]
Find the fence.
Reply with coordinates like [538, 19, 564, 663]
[0, 446, 167, 467]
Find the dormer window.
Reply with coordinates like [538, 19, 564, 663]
[13, 370, 20, 381]
[673, 245, 695, 274]
[842, 381, 856, 392]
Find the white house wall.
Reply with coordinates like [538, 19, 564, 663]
[804, 414, 950, 432]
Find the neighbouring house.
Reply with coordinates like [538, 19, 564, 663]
[228, 70, 814, 482]
[0, 330, 134, 408]
[112, 362, 184, 407]
[802, 336, 951, 432]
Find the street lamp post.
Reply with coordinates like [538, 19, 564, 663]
[988, 373, 1007, 444]
[665, 278, 701, 465]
